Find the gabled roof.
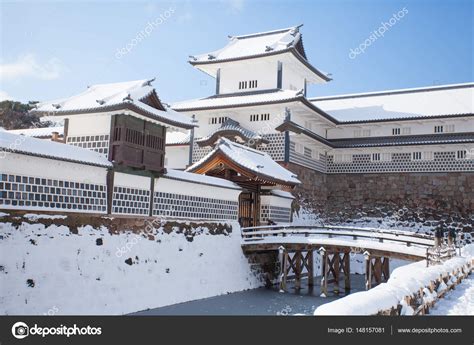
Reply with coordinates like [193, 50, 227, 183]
[311, 83, 474, 123]
[32, 79, 196, 129]
[188, 25, 331, 82]
[7, 126, 64, 138]
[186, 138, 300, 186]
[196, 118, 267, 146]
[0, 131, 112, 168]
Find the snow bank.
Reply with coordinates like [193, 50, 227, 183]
[314, 244, 473, 315]
[430, 274, 474, 315]
[0, 220, 262, 315]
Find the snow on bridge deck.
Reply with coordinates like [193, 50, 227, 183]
[241, 225, 434, 261]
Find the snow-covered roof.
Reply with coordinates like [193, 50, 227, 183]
[269, 189, 295, 199]
[188, 25, 331, 82]
[311, 83, 474, 122]
[163, 169, 241, 190]
[187, 138, 300, 186]
[166, 131, 190, 145]
[173, 89, 302, 111]
[190, 26, 304, 63]
[32, 79, 196, 129]
[0, 131, 112, 167]
[7, 126, 64, 138]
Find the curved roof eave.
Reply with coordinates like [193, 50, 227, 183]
[189, 48, 332, 82]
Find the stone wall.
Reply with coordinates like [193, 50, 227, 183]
[326, 172, 473, 221]
[285, 162, 474, 233]
[283, 162, 327, 213]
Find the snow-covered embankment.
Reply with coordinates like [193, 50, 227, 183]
[314, 244, 474, 315]
[0, 214, 262, 315]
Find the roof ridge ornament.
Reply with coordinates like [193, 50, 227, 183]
[207, 54, 216, 60]
[142, 77, 156, 87]
[52, 103, 62, 109]
[122, 94, 133, 102]
[265, 45, 274, 52]
[96, 99, 106, 105]
[289, 24, 303, 36]
[189, 55, 197, 61]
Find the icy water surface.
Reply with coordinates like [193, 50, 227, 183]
[132, 274, 366, 315]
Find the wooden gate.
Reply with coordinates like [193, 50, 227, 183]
[239, 192, 255, 227]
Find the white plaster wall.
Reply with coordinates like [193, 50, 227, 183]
[261, 195, 293, 209]
[2, 153, 107, 184]
[281, 63, 306, 91]
[327, 117, 473, 139]
[219, 60, 278, 94]
[66, 114, 112, 137]
[327, 143, 474, 156]
[165, 146, 189, 170]
[191, 104, 287, 138]
[114, 172, 150, 189]
[155, 177, 241, 201]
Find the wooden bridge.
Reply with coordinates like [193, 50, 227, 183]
[241, 225, 436, 294]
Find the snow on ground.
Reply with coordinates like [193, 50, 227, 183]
[430, 274, 474, 315]
[0, 220, 262, 315]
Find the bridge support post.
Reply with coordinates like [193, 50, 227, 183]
[319, 247, 328, 297]
[365, 254, 390, 290]
[295, 251, 302, 291]
[278, 246, 288, 292]
[307, 250, 314, 288]
[333, 253, 340, 294]
[343, 252, 351, 291]
[364, 251, 372, 290]
[382, 257, 390, 281]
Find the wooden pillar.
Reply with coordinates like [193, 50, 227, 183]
[279, 250, 289, 292]
[333, 253, 340, 294]
[344, 252, 351, 291]
[307, 250, 314, 287]
[364, 252, 372, 290]
[373, 257, 382, 285]
[320, 249, 328, 296]
[295, 251, 302, 290]
[382, 257, 390, 282]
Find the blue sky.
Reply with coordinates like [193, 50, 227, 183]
[0, 0, 472, 103]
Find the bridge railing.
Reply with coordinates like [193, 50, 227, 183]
[426, 245, 457, 266]
[241, 224, 434, 248]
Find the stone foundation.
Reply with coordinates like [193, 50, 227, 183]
[285, 163, 474, 233]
